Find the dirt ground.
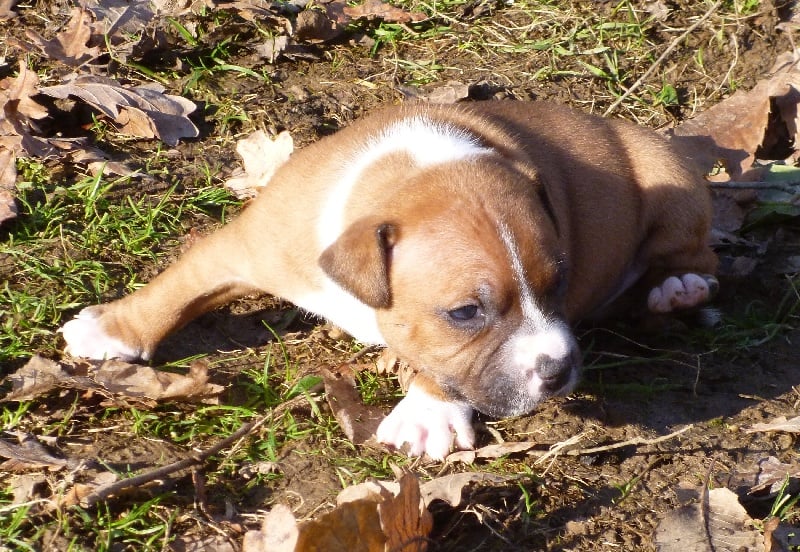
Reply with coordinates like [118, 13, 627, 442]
[4, 0, 800, 550]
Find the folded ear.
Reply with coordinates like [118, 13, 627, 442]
[318, 218, 398, 309]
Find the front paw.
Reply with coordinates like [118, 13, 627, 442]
[59, 306, 143, 361]
[647, 273, 718, 314]
[375, 384, 475, 460]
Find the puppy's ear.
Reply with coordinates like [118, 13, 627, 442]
[318, 218, 398, 308]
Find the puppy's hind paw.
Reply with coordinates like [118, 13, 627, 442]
[59, 306, 143, 361]
[648, 273, 718, 314]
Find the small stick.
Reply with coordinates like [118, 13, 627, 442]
[701, 459, 717, 548]
[603, 1, 722, 117]
[529, 424, 693, 459]
[563, 424, 693, 456]
[77, 394, 310, 508]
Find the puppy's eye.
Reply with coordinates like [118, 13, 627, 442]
[448, 304, 480, 321]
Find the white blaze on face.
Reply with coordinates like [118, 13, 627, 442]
[498, 223, 576, 393]
[498, 222, 548, 326]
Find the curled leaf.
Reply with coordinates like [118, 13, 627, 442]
[39, 76, 199, 145]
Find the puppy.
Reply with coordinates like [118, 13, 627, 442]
[61, 101, 718, 459]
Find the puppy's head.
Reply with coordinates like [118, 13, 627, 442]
[319, 159, 581, 418]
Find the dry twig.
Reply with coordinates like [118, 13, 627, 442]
[77, 394, 312, 508]
[530, 425, 693, 462]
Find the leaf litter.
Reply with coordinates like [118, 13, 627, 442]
[243, 473, 433, 552]
[38, 76, 200, 146]
[17, 6, 103, 68]
[2, 355, 223, 404]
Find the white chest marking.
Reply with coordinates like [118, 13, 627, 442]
[293, 283, 386, 345]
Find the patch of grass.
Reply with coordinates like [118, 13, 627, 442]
[355, 368, 392, 406]
[0, 499, 37, 551]
[769, 476, 800, 524]
[0, 401, 33, 429]
[699, 279, 800, 353]
[611, 477, 637, 504]
[71, 497, 176, 552]
[334, 452, 402, 487]
[1, 164, 238, 362]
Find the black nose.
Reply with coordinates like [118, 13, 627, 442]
[536, 353, 573, 392]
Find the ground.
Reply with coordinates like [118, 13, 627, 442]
[1, 0, 800, 550]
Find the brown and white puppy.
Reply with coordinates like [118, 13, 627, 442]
[60, 101, 718, 459]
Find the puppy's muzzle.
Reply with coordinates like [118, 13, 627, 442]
[466, 324, 581, 418]
[535, 351, 576, 393]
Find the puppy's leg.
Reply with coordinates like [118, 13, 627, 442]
[376, 373, 475, 460]
[639, 222, 719, 315]
[61, 206, 277, 361]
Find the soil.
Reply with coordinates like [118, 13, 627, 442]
[3, 0, 800, 550]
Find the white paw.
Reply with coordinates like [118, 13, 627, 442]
[375, 383, 475, 460]
[647, 274, 716, 314]
[59, 307, 143, 361]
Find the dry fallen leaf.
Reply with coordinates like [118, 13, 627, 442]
[80, 0, 155, 38]
[425, 81, 471, 104]
[477, 441, 537, 458]
[299, 500, 387, 551]
[746, 415, 800, 434]
[373, 349, 416, 393]
[243, 504, 299, 552]
[728, 455, 800, 499]
[655, 487, 762, 551]
[39, 76, 199, 146]
[294, 8, 343, 42]
[322, 364, 385, 446]
[21, 7, 103, 67]
[150, 0, 215, 16]
[244, 474, 432, 552]
[2, 355, 72, 402]
[224, 130, 294, 198]
[444, 441, 538, 464]
[228, 0, 288, 24]
[420, 472, 510, 507]
[337, 480, 400, 505]
[255, 35, 290, 64]
[2, 355, 222, 404]
[0, 432, 69, 471]
[377, 473, 433, 552]
[9, 474, 47, 506]
[670, 59, 800, 179]
[0, 62, 54, 171]
[343, 0, 426, 23]
[0, 148, 18, 225]
[93, 359, 223, 403]
[1, 62, 49, 124]
[58, 471, 118, 508]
